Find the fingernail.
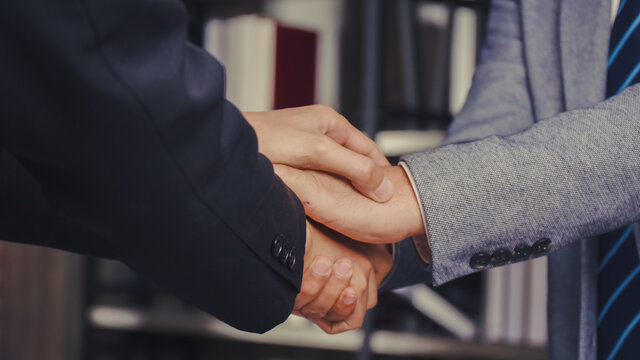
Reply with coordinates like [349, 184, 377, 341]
[334, 260, 352, 278]
[312, 259, 331, 276]
[343, 289, 357, 305]
[374, 176, 393, 202]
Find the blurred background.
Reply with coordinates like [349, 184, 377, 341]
[0, 0, 550, 359]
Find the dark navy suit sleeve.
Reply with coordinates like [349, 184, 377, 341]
[0, 150, 119, 259]
[0, 0, 306, 333]
[379, 238, 432, 291]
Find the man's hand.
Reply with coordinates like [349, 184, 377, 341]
[244, 105, 394, 202]
[296, 220, 393, 334]
[276, 165, 425, 244]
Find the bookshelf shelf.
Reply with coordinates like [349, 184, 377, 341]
[88, 305, 547, 359]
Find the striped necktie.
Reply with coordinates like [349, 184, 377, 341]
[597, 1, 640, 359]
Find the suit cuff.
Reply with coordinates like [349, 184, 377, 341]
[379, 238, 432, 291]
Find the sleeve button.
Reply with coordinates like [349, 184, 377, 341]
[287, 247, 297, 270]
[490, 248, 512, 266]
[532, 238, 552, 257]
[470, 252, 491, 269]
[512, 245, 533, 262]
[280, 243, 291, 265]
[271, 234, 285, 258]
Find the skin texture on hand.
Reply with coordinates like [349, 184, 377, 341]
[296, 220, 393, 334]
[276, 165, 425, 244]
[244, 105, 394, 202]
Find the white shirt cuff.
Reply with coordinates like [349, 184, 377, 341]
[398, 161, 431, 263]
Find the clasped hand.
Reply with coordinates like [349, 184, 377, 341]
[244, 105, 424, 334]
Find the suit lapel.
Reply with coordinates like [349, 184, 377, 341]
[520, 0, 564, 121]
[559, 0, 610, 110]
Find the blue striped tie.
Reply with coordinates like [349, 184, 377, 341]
[597, 2, 640, 359]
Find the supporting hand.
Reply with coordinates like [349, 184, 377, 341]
[244, 105, 394, 202]
[276, 165, 425, 244]
[296, 220, 393, 334]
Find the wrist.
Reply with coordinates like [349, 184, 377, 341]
[371, 244, 394, 284]
[304, 220, 313, 268]
[385, 166, 426, 238]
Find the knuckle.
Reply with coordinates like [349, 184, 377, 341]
[358, 159, 378, 183]
[300, 278, 321, 295]
[313, 104, 340, 130]
[325, 327, 339, 335]
[312, 137, 332, 157]
[312, 103, 333, 115]
[301, 306, 326, 319]
[351, 276, 368, 292]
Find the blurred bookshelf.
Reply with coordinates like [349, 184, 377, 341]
[78, 1, 549, 359]
[0, 1, 549, 359]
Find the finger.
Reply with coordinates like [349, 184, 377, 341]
[274, 166, 403, 244]
[366, 271, 378, 310]
[326, 119, 390, 167]
[312, 291, 368, 334]
[278, 134, 393, 203]
[298, 259, 353, 319]
[289, 105, 390, 167]
[323, 286, 358, 322]
[274, 165, 355, 232]
[294, 255, 334, 310]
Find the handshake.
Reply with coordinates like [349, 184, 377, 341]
[244, 105, 427, 334]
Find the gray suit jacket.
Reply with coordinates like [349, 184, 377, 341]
[382, 0, 640, 359]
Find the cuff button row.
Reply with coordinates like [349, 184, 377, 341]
[271, 234, 297, 271]
[469, 238, 553, 270]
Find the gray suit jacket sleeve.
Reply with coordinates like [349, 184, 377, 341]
[399, 0, 640, 286]
[383, 0, 538, 289]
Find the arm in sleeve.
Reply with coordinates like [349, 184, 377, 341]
[0, 150, 118, 259]
[0, 0, 305, 332]
[402, 82, 640, 285]
[382, 0, 536, 289]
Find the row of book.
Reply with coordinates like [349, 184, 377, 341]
[203, 0, 344, 113]
[381, 0, 480, 129]
[204, 15, 317, 112]
[203, 0, 479, 126]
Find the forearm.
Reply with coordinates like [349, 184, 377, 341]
[0, 151, 118, 259]
[2, 0, 307, 332]
[403, 84, 640, 285]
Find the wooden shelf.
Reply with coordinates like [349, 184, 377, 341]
[88, 305, 547, 359]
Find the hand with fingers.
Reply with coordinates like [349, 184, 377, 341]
[295, 220, 393, 334]
[243, 105, 394, 203]
[243, 104, 400, 333]
[276, 165, 426, 244]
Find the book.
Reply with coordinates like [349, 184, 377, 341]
[449, 6, 478, 115]
[265, 0, 343, 109]
[416, 2, 450, 122]
[204, 15, 317, 112]
[483, 258, 548, 346]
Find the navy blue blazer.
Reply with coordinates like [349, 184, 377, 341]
[0, 0, 305, 333]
